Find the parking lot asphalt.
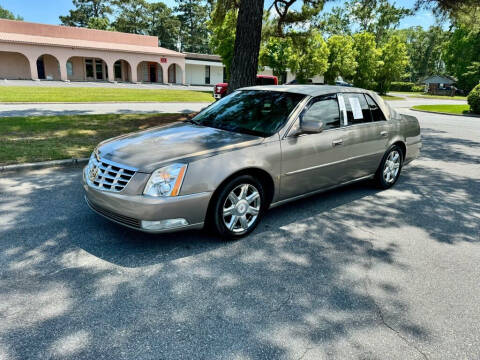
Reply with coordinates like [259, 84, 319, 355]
[0, 107, 479, 359]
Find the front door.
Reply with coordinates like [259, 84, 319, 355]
[280, 94, 352, 199]
[36, 58, 45, 79]
[149, 63, 157, 82]
[168, 64, 176, 83]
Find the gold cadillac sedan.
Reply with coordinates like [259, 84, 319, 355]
[83, 85, 421, 239]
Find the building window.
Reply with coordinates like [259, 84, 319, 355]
[96, 60, 104, 80]
[67, 61, 73, 77]
[205, 65, 211, 84]
[85, 59, 94, 78]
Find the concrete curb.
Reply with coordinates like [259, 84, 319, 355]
[410, 108, 480, 118]
[1, 158, 89, 172]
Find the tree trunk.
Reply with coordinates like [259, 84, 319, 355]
[227, 0, 265, 93]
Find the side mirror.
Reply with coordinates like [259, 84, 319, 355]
[299, 116, 324, 134]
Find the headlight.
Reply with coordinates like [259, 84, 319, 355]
[143, 163, 188, 197]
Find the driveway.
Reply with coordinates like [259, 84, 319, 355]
[0, 109, 479, 359]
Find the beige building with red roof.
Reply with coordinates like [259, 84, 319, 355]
[0, 19, 187, 84]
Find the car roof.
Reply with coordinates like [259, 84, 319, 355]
[238, 84, 369, 97]
[237, 84, 392, 120]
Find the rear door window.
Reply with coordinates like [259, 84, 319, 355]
[343, 93, 372, 125]
[365, 94, 387, 121]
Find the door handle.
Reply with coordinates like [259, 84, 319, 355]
[332, 139, 344, 146]
[380, 131, 388, 137]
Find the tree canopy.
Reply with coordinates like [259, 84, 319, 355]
[0, 5, 23, 20]
[60, 0, 112, 27]
[324, 35, 358, 84]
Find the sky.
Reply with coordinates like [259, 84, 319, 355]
[1, 0, 439, 29]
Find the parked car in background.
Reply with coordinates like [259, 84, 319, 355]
[84, 85, 421, 239]
[336, 80, 353, 87]
[214, 75, 278, 99]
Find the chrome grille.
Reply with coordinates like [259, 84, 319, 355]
[86, 155, 137, 193]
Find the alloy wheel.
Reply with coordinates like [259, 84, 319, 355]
[222, 184, 261, 234]
[383, 150, 401, 184]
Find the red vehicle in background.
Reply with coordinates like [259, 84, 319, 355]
[213, 75, 278, 100]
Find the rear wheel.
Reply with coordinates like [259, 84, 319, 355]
[211, 175, 266, 239]
[375, 145, 403, 189]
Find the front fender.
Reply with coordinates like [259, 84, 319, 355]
[180, 139, 281, 199]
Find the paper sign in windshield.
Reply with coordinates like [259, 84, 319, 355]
[349, 97, 363, 120]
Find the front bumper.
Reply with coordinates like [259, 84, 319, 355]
[83, 169, 212, 233]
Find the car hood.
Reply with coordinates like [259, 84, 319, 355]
[98, 122, 263, 173]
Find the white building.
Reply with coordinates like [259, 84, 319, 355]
[184, 52, 325, 87]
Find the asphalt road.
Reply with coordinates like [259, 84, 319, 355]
[1, 107, 479, 359]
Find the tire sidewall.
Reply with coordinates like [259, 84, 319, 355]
[212, 175, 266, 239]
[377, 145, 404, 189]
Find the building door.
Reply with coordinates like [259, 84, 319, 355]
[168, 64, 176, 83]
[96, 60, 104, 80]
[114, 61, 123, 81]
[36, 57, 46, 79]
[149, 63, 157, 82]
[205, 65, 211, 84]
[85, 59, 95, 81]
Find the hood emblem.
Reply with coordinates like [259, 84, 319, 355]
[89, 166, 99, 182]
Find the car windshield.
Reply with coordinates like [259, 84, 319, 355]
[192, 90, 305, 137]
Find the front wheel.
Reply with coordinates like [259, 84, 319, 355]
[375, 145, 403, 189]
[211, 175, 266, 239]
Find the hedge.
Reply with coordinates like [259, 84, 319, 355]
[467, 84, 480, 114]
[390, 82, 425, 92]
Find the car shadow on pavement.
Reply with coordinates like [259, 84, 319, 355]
[1, 123, 479, 358]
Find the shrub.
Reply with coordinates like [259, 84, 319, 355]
[467, 84, 480, 114]
[390, 82, 424, 92]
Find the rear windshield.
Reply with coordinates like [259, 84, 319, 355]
[192, 90, 305, 137]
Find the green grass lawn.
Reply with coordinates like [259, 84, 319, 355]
[0, 86, 214, 103]
[412, 104, 472, 115]
[0, 113, 186, 165]
[389, 91, 467, 100]
[381, 94, 405, 100]
[390, 91, 423, 95]
[410, 94, 468, 101]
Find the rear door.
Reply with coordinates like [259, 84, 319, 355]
[338, 93, 392, 178]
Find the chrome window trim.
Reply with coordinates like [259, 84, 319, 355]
[284, 93, 350, 139]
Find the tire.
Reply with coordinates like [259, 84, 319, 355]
[210, 175, 267, 239]
[375, 145, 404, 189]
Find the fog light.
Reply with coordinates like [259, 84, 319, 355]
[141, 219, 189, 231]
